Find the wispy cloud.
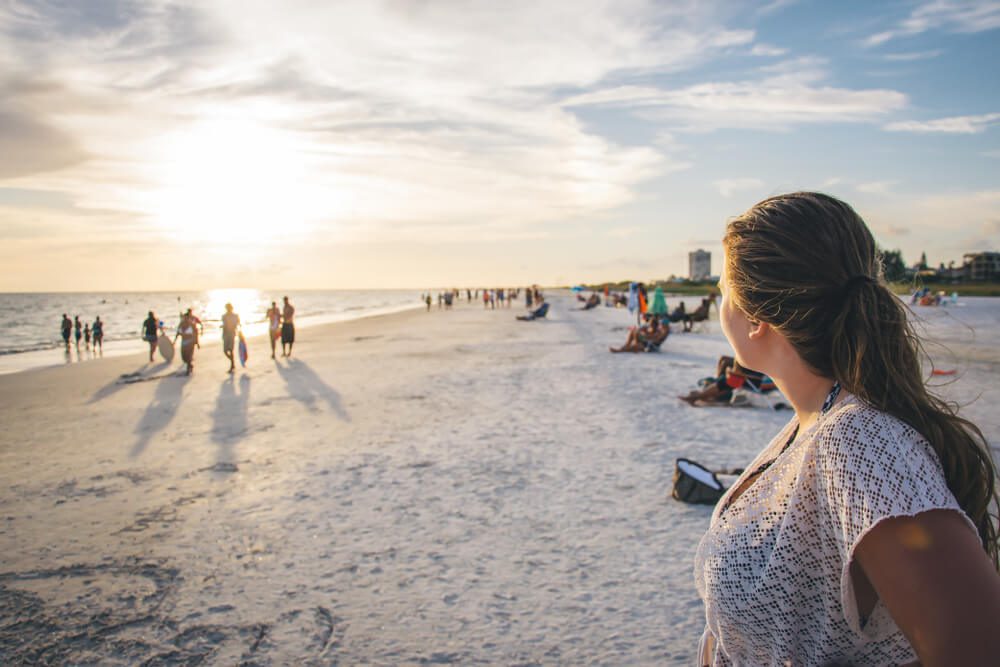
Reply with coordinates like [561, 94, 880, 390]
[566, 57, 907, 131]
[856, 180, 898, 195]
[750, 43, 787, 56]
[865, 0, 1000, 46]
[884, 112, 1000, 134]
[882, 49, 944, 61]
[714, 178, 765, 198]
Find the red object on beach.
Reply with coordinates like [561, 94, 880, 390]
[931, 369, 956, 376]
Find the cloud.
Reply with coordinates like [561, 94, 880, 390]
[884, 112, 1000, 134]
[750, 43, 787, 56]
[865, 0, 1000, 46]
[565, 57, 907, 131]
[714, 178, 765, 198]
[856, 180, 897, 195]
[882, 49, 944, 61]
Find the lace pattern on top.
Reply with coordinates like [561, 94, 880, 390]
[693, 394, 976, 666]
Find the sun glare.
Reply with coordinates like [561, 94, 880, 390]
[146, 117, 333, 245]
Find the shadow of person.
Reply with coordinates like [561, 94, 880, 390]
[130, 373, 186, 458]
[89, 361, 172, 404]
[211, 374, 251, 464]
[274, 358, 350, 421]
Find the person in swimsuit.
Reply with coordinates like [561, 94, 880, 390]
[141, 311, 161, 362]
[221, 303, 241, 373]
[60, 314, 72, 348]
[174, 311, 198, 375]
[84, 322, 91, 348]
[266, 300, 281, 359]
[92, 316, 104, 352]
[281, 296, 295, 357]
[73, 315, 82, 348]
[694, 192, 1000, 666]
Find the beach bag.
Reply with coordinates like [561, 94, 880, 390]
[672, 458, 726, 505]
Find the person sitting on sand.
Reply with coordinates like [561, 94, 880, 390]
[679, 355, 774, 405]
[578, 292, 601, 310]
[609, 316, 670, 353]
[667, 301, 687, 323]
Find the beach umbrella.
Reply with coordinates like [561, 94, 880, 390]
[571, 285, 585, 292]
[627, 282, 638, 313]
[649, 286, 667, 317]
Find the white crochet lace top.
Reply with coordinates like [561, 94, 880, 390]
[693, 393, 977, 666]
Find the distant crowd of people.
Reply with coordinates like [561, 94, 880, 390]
[421, 287, 545, 312]
[59, 295, 298, 376]
[61, 314, 105, 352]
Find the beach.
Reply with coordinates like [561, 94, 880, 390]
[1, 292, 997, 665]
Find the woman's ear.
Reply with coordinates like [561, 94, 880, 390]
[747, 320, 769, 341]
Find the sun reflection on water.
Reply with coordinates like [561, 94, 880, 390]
[203, 288, 272, 338]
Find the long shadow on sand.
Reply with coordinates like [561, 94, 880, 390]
[89, 361, 172, 404]
[211, 374, 251, 464]
[130, 373, 186, 458]
[274, 358, 350, 421]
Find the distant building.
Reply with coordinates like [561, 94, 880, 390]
[963, 252, 1000, 281]
[689, 249, 711, 281]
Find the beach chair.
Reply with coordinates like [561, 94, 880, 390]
[731, 374, 787, 410]
[516, 302, 549, 321]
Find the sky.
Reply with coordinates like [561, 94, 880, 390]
[1, 0, 998, 291]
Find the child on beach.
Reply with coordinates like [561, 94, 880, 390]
[694, 192, 1000, 666]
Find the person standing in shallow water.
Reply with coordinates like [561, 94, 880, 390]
[92, 316, 104, 352]
[266, 300, 281, 359]
[694, 192, 1000, 666]
[73, 315, 82, 348]
[281, 295, 295, 357]
[220, 303, 241, 373]
[60, 314, 72, 348]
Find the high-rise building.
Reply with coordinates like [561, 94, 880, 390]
[689, 249, 711, 281]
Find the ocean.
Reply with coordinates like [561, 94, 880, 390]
[0, 289, 425, 374]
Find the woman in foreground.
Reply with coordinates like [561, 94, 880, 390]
[694, 192, 1000, 666]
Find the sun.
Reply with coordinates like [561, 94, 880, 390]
[145, 116, 331, 245]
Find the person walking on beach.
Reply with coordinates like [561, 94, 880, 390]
[84, 322, 91, 348]
[174, 310, 198, 375]
[60, 314, 72, 348]
[141, 311, 161, 362]
[694, 192, 1000, 666]
[281, 296, 295, 357]
[425, 294, 432, 312]
[221, 303, 241, 373]
[92, 316, 104, 352]
[73, 315, 82, 348]
[266, 300, 281, 359]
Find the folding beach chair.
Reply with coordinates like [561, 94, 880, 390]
[731, 374, 787, 410]
[516, 302, 549, 321]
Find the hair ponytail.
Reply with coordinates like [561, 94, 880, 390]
[725, 192, 999, 566]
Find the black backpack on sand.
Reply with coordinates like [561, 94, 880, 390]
[672, 458, 727, 505]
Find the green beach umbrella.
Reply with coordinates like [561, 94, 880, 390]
[650, 286, 667, 317]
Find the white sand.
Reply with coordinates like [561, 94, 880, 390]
[1, 293, 997, 665]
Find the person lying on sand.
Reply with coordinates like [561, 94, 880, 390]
[609, 316, 669, 353]
[678, 355, 773, 405]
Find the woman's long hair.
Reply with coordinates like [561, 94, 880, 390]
[723, 192, 999, 566]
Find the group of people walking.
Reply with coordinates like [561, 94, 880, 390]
[61, 314, 105, 352]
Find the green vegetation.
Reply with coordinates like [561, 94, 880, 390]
[887, 282, 1000, 297]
